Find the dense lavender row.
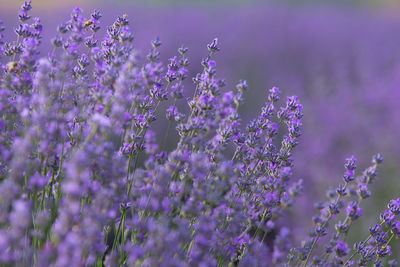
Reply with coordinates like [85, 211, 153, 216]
[107, 4, 400, 244]
[2, 2, 400, 244]
[0, 2, 399, 266]
[108, 3, 400, 189]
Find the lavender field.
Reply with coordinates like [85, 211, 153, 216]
[0, 0, 400, 266]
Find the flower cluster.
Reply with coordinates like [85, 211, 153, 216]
[0, 2, 398, 266]
[289, 154, 399, 266]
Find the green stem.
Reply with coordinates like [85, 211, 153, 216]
[253, 209, 269, 239]
[303, 181, 349, 267]
[343, 231, 373, 265]
[11, 35, 20, 62]
[112, 211, 125, 250]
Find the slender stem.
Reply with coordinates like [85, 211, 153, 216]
[303, 181, 349, 267]
[120, 211, 126, 245]
[162, 95, 178, 149]
[231, 150, 238, 162]
[12, 35, 20, 62]
[261, 227, 269, 243]
[112, 212, 125, 250]
[126, 149, 142, 197]
[253, 208, 268, 239]
[344, 236, 372, 266]
[58, 79, 65, 99]
[246, 139, 270, 182]
[125, 154, 133, 191]
[162, 121, 173, 151]
[39, 185, 46, 210]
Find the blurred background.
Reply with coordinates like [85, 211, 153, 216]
[1, 0, 400, 256]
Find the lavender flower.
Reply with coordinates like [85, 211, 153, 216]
[0, 3, 398, 266]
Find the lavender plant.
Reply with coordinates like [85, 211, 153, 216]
[0, 2, 398, 266]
